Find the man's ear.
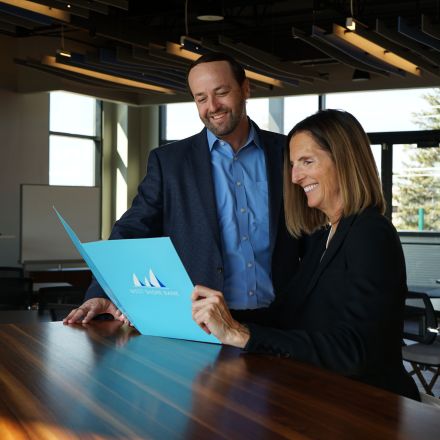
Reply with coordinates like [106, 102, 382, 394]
[242, 78, 251, 99]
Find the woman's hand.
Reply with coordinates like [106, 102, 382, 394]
[191, 285, 250, 348]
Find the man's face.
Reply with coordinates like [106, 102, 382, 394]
[188, 61, 250, 138]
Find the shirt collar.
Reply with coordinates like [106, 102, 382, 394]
[207, 119, 262, 152]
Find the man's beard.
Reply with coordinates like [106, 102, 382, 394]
[202, 101, 246, 137]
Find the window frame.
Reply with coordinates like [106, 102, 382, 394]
[49, 95, 103, 187]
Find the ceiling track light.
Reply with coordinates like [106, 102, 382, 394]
[173, 37, 284, 88]
[346, 17, 356, 31]
[0, 0, 70, 21]
[42, 55, 175, 94]
[335, 23, 421, 76]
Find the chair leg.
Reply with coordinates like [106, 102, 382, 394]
[410, 362, 435, 396]
[425, 368, 440, 395]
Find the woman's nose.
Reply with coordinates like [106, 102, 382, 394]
[291, 166, 303, 184]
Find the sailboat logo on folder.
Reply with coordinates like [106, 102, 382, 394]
[133, 269, 166, 288]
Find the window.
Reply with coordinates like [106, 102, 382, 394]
[284, 95, 319, 134]
[326, 88, 433, 132]
[49, 91, 101, 186]
[393, 144, 440, 231]
[164, 102, 203, 140]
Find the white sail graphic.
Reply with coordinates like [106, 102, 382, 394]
[132, 273, 142, 287]
[144, 277, 152, 287]
[149, 268, 161, 287]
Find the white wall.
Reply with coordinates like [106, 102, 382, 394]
[0, 89, 49, 265]
[0, 87, 160, 266]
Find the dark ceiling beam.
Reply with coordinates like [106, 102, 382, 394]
[56, 0, 109, 15]
[353, 23, 440, 77]
[148, 43, 192, 68]
[216, 35, 325, 81]
[421, 14, 440, 41]
[311, 25, 404, 76]
[398, 16, 440, 52]
[376, 19, 440, 67]
[0, 19, 14, 32]
[94, 0, 128, 10]
[293, 26, 390, 77]
[35, 0, 89, 19]
[0, 3, 53, 26]
[0, 9, 45, 28]
[92, 14, 152, 49]
[131, 46, 188, 71]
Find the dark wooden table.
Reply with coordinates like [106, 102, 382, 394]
[0, 322, 439, 439]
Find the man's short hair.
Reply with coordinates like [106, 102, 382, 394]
[186, 52, 246, 94]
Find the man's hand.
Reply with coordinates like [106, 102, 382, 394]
[191, 285, 250, 348]
[63, 298, 124, 325]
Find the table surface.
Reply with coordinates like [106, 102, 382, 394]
[0, 322, 439, 440]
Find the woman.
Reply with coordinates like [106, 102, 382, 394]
[192, 109, 419, 400]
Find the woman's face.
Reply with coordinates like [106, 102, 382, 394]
[289, 131, 343, 221]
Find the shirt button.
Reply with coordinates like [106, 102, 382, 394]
[233, 156, 238, 161]
[240, 208, 246, 213]
[247, 262, 253, 268]
[242, 235, 248, 241]
[236, 181, 241, 186]
[249, 290, 254, 296]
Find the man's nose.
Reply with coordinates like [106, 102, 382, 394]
[207, 96, 220, 112]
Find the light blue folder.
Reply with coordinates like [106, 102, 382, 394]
[54, 208, 219, 344]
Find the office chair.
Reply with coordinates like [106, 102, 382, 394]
[0, 277, 33, 310]
[0, 266, 24, 278]
[38, 286, 85, 321]
[402, 291, 440, 396]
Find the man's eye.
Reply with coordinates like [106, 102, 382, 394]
[304, 160, 313, 165]
[197, 98, 207, 103]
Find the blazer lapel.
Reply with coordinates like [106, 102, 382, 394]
[288, 214, 358, 311]
[259, 129, 283, 252]
[305, 214, 358, 296]
[188, 129, 222, 249]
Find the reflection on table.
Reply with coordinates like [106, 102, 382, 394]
[0, 321, 439, 439]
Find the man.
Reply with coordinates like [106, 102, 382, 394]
[64, 52, 300, 325]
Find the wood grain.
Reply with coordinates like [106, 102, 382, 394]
[0, 321, 438, 439]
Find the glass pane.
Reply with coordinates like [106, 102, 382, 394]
[50, 91, 96, 136]
[247, 98, 269, 130]
[49, 135, 95, 186]
[166, 102, 203, 140]
[284, 95, 319, 134]
[326, 88, 433, 132]
[370, 144, 382, 181]
[393, 144, 440, 231]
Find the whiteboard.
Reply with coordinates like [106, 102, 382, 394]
[20, 184, 101, 263]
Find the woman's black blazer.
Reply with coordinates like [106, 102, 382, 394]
[245, 206, 419, 400]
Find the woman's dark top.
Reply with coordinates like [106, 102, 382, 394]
[244, 207, 420, 401]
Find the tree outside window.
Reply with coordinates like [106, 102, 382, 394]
[393, 90, 440, 231]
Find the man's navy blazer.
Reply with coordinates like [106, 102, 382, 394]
[86, 123, 300, 303]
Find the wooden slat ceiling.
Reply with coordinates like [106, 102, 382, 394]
[1, 0, 440, 104]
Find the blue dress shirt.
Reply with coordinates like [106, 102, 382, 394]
[208, 123, 274, 310]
